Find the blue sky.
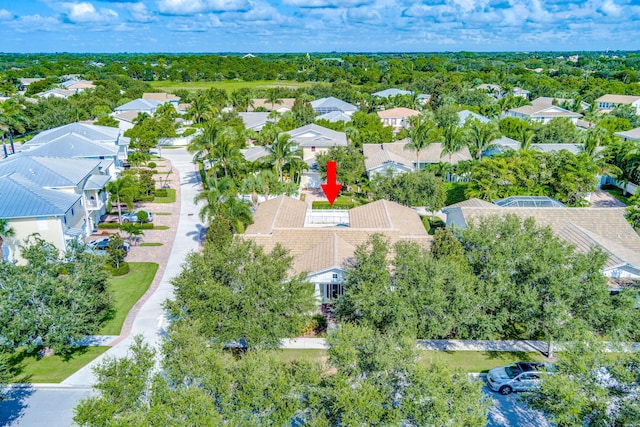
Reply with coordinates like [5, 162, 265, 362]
[0, 0, 639, 52]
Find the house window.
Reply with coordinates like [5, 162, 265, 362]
[71, 207, 75, 216]
[63, 216, 67, 225]
[311, 146, 316, 152]
[332, 273, 339, 279]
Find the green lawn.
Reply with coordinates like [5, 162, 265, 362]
[140, 242, 163, 247]
[311, 196, 363, 210]
[154, 188, 176, 203]
[154, 212, 172, 215]
[443, 182, 470, 206]
[9, 346, 109, 383]
[601, 185, 630, 205]
[148, 80, 313, 93]
[153, 225, 170, 230]
[100, 262, 159, 335]
[275, 350, 547, 373]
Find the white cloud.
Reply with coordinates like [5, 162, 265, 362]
[345, 7, 382, 23]
[127, 2, 157, 22]
[9, 14, 62, 32]
[166, 13, 222, 30]
[157, 0, 252, 15]
[599, 0, 622, 16]
[61, 2, 119, 23]
[0, 9, 13, 21]
[282, 0, 374, 7]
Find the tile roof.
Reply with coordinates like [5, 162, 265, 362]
[615, 127, 640, 141]
[595, 94, 640, 104]
[444, 198, 496, 209]
[241, 146, 270, 162]
[142, 92, 180, 102]
[0, 156, 100, 188]
[243, 196, 431, 276]
[249, 98, 296, 111]
[458, 110, 489, 124]
[363, 141, 472, 171]
[283, 124, 348, 147]
[447, 206, 640, 270]
[509, 104, 582, 118]
[377, 107, 421, 119]
[37, 88, 77, 98]
[0, 173, 80, 219]
[113, 110, 139, 123]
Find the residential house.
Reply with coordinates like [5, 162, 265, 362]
[248, 98, 296, 113]
[310, 97, 358, 115]
[615, 127, 640, 142]
[512, 87, 530, 99]
[243, 196, 431, 303]
[477, 84, 502, 98]
[239, 112, 273, 132]
[60, 79, 96, 92]
[142, 92, 180, 107]
[0, 173, 86, 263]
[363, 140, 472, 178]
[506, 97, 583, 124]
[36, 88, 77, 99]
[18, 123, 129, 172]
[595, 94, 640, 114]
[457, 110, 489, 125]
[377, 107, 421, 132]
[112, 110, 139, 132]
[442, 202, 640, 289]
[18, 77, 44, 91]
[315, 111, 352, 123]
[372, 88, 413, 98]
[282, 124, 348, 188]
[416, 94, 431, 105]
[114, 98, 163, 115]
[0, 155, 110, 234]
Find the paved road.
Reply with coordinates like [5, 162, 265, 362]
[0, 148, 203, 427]
[485, 386, 551, 427]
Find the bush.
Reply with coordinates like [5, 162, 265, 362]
[154, 188, 168, 198]
[138, 195, 155, 202]
[182, 128, 196, 137]
[140, 223, 154, 230]
[98, 223, 121, 229]
[302, 314, 328, 336]
[312, 200, 359, 210]
[147, 162, 157, 169]
[104, 261, 130, 276]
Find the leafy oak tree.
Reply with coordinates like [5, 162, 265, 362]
[370, 169, 446, 210]
[316, 145, 366, 191]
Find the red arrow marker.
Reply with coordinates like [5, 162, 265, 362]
[321, 161, 342, 206]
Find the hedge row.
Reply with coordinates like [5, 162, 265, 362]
[311, 201, 359, 210]
[97, 222, 155, 230]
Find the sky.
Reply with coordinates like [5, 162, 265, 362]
[0, 0, 639, 53]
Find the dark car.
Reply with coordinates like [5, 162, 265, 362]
[87, 237, 130, 253]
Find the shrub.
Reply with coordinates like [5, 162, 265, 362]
[302, 314, 328, 336]
[154, 188, 168, 198]
[140, 223, 154, 230]
[182, 128, 196, 137]
[98, 223, 121, 229]
[104, 261, 130, 276]
[312, 200, 359, 210]
[138, 195, 155, 202]
[147, 162, 157, 169]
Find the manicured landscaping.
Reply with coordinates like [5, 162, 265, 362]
[140, 242, 164, 247]
[276, 349, 547, 373]
[443, 181, 469, 206]
[154, 188, 176, 203]
[601, 184, 630, 205]
[311, 196, 364, 210]
[9, 346, 109, 383]
[148, 79, 312, 92]
[154, 212, 172, 215]
[100, 262, 159, 335]
[153, 225, 170, 230]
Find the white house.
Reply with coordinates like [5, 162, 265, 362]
[114, 98, 163, 115]
[595, 94, 640, 114]
[506, 97, 583, 124]
[377, 107, 421, 132]
[310, 97, 358, 115]
[36, 88, 77, 99]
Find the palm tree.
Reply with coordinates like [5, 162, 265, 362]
[268, 133, 299, 182]
[211, 127, 243, 177]
[106, 177, 135, 224]
[194, 176, 237, 223]
[441, 124, 464, 164]
[580, 126, 610, 157]
[283, 156, 309, 184]
[266, 90, 283, 111]
[0, 218, 14, 262]
[0, 99, 28, 155]
[404, 116, 439, 169]
[188, 96, 210, 124]
[187, 121, 219, 165]
[518, 128, 535, 152]
[241, 174, 264, 210]
[466, 119, 501, 159]
[219, 198, 253, 234]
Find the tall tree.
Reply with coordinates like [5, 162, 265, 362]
[404, 115, 439, 168]
[441, 123, 464, 164]
[106, 177, 135, 224]
[466, 119, 501, 159]
[267, 133, 299, 182]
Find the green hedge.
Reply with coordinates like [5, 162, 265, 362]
[104, 262, 130, 276]
[312, 200, 359, 210]
[154, 188, 168, 197]
[98, 223, 155, 230]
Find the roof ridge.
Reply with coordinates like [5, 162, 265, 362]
[381, 200, 394, 229]
[9, 173, 70, 214]
[270, 196, 286, 234]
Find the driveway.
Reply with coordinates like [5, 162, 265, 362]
[484, 386, 551, 427]
[0, 148, 204, 426]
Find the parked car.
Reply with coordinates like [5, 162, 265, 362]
[122, 210, 154, 223]
[87, 237, 130, 253]
[487, 362, 555, 395]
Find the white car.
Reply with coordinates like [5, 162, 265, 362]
[487, 362, 555, 395]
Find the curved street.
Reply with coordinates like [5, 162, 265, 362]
[0, 148, 204, 426]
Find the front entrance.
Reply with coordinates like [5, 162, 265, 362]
[324, 283, 344, 302]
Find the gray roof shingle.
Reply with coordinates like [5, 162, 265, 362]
[0, 173, 80, 219]
[0, 156, 100, 188]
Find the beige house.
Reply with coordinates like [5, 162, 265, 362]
[377, 107, 421, 132]
[248, 98, 296, 113]
[443, 202, 640, 290]
[363, 140, 472, 178]
[506, 97, 583, 124]
[243, 196, 431, 303]
[615, 127, 640, 142]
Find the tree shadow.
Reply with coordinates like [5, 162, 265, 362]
[0, 384, 34, 426]
[186, 224, 207, 244]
